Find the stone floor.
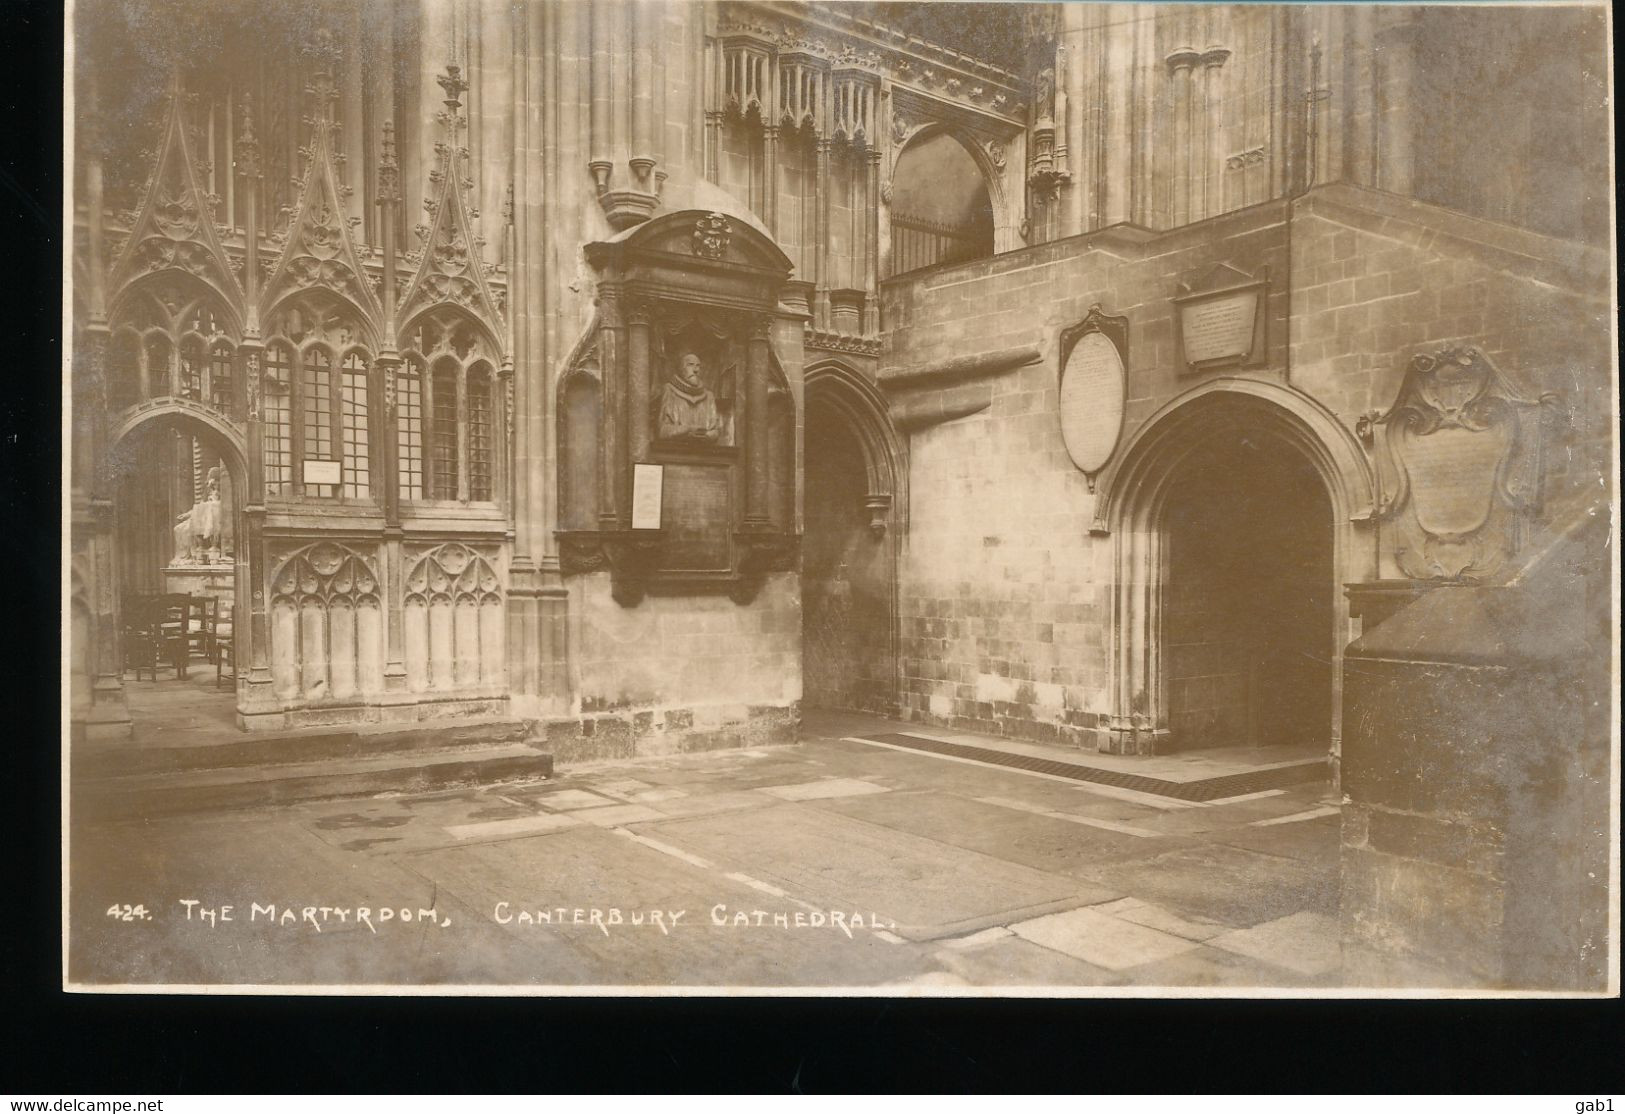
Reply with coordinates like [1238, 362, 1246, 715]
[68, 708, 1342, 991]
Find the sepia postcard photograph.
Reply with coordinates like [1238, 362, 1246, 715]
[62, 0, 1618, 997]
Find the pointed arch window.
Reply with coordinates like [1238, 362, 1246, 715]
[401, 312, 504, 506]
[108, 286, 239, 409]
[396, 357, 425, 501]
[340, 351, 371, 499]
[262, 296, 376, 502]
[263, 342, 294, 496]
[467, 365, 494, 503]
[430, 358, 460, 500]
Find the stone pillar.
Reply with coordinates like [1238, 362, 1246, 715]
[864, 148, 880, 334]
[1374, 9, 1418, 196]
[1165, 48, 1198, 227]
[80, 328, 132, 740]
[597, 286, 624, 528]
[763, 126, 780, 238]
[815, 137, 832, 330]
[626, 298, 653, 465]
[743, 314, 771, 528]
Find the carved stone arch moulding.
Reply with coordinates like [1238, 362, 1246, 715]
[1057, 303, 1129, 490]
[1367, 346, 1555, 582]
[401, 541, 506, 694]
[109, 74, 244, 318]
[267, 540, 384, 703]
[805, 360, 908, 536]
[563, 210, 797, 605]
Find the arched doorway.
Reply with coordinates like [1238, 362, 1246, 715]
[1161, 430, 1333, 749]
[1094, 380, 1375, 759]
[802, 363, 905, 715]
[104, 407, 250, 728]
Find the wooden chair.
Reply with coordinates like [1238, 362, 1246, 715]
[121, 593, 161, 681]
[152, 595, 192, 679]
[184, 595, 217, 664]
[215, 600, 235, 688]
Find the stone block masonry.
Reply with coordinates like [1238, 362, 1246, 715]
[879, 185, 1610, 751]
[559, 572, 801, 763]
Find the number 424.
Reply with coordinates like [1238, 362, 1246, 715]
[106, 903, 151, 921]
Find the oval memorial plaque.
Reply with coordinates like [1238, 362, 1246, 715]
[1059, 331, 1126, 476]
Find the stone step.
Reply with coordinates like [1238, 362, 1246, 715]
[74, 717, 536, 779]
[74, 742, 555, 820]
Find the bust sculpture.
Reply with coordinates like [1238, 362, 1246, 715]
[658, 352, 723, 443]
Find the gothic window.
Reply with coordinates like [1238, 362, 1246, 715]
[397, 358, 424, 501]
[263, 295, 375, 502]
[302, 347, 335, 497]
[263, 342, 294, 495]
[430, 358, 460, 501]
[467, 365, 494, 503]
[401, 311, 503, 506]
[209, 343, 233, 408]
[181, 336, 206, 400]
[340, 352, 370, 499]
[886, 131, 995, 277]
[108, 284, 238, 407]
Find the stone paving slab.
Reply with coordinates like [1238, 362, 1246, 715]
[1208, 911, 1342, 977]
[1101, 898, 1232, 941]
[758, 778, 891, 801]
[1073, 843, 1339, 928]
[645, 803, 1111, 941]
[933, 935, 1122, 988]
[812, 790, 1182, 881]
[398, 827, 941, 987]
[1008, 906, 1202, 971]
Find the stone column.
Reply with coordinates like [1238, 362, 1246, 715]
[743, 314, 771, 528]
[814, 137, 832, 331]
[1374, 9, 1418, 196]
[763, 125, 780, 238]
[1165, 48, 1199, 227]
[597, 286, 624, 529]
[864, 148, 880, 334]
[80, 327, 132, 740]
[626, 298, 654, 465]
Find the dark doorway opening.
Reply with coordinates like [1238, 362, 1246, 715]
[1161, 431, 1334, 750]
[802, 404, 897, 715]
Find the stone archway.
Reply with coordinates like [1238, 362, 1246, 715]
[103, 404, 252, 724]
[802, 362, 907, 715]
[1092, 380, 1375, 763]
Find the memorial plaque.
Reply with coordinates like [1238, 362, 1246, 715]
[662, 463, 732, 570]
[1400, 425, 1511, 537]
[631, 463, 664, 530]
[1178, 289, 1259, 366]
[1059, 331, 1126, 476]
[302, 459, 341, 486]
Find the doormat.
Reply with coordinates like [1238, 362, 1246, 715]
[854, 733, 1327, 802]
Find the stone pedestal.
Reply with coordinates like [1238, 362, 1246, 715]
[1338, 521, 1611, 990]
[162, 562, 234, 605]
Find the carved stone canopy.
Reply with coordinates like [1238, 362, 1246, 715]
[565, 210, 798, 605]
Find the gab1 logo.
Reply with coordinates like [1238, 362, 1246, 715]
[1575, 1101, 1615, 1113]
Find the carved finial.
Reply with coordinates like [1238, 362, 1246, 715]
[377, 118, 400, 203]
[303, 28, 342, 117]
[437, 64, 469, 113]
[237, 94, 260, 179]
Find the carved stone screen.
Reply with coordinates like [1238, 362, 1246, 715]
[662, 463, 733, 571]
[1178, 288, 1259, 366]
[1059, 331, 1126, 476]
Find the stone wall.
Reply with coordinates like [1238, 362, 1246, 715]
[557, 571, 801, 764]
[882, 200, 1293, 747]
[879, 183, 1610, 750]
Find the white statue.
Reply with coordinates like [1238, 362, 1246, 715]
[171, 466, 225, 565]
